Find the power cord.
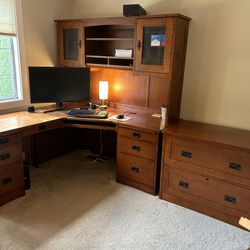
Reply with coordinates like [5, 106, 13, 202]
[82, 129, 114, 164]
[123, 111, 137, 116]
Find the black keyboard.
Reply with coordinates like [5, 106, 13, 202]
[67, 108, 109, 119]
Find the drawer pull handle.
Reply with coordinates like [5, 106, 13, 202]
[229, 162, 241, 171]
[38, 125, 46, 131]
[132, 145, 140, 151]
[2, 177, 12, 185]
[0, 153, 10, 161]
[132, 132, 141, 139]
[0, 137, 8, 145]
[131, 166, 140, 173]
[181, 151, 192, 158]
[179, 180, 189, 188]
[224, 195, 236, 204]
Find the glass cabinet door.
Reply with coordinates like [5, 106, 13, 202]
[135, 18, 174, 73]
[57, 22, 84, 67]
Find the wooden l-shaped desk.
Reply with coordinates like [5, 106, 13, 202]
[0, 108, 163, 206]
[1, 109, 249, 230]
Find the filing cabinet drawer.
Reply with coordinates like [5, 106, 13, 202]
[0, 162, 24, 196]
[118, 127, 157, 143]
[167, 137, 250, 180]
[0, 144, 22, 168]
[21, 120, 62, 137]
[118, 137, 156, 160]
[163, 166, 250, 214]
[0, 133, 20, 149]
[117, 153, 155, 187]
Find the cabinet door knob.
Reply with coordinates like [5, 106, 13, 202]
[79, 40, 82, 49]
[179, 180, 189, 188]
[224, 195, 236, 204]
[229, 162, 241, 171]
[0, 137, 8, 145]
[0, 153, 10, 161]
[181, 150, 192, 158]
[137, 40, 141, 50]
[132, 145, 140, 151]
[131, 166, 139, 173]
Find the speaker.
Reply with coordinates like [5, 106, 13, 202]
[27, 106, 35, 112]
[123, 4, 146, 17]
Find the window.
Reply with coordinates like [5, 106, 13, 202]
[0, 35, 19, 101]
[0, 0, 26, 108]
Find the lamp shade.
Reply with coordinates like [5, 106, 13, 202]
[99, 81, 109, 100]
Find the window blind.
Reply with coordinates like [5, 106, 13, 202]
[0, 0, 16, 35]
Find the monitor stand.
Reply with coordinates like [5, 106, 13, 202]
[43, 102, 64, 113]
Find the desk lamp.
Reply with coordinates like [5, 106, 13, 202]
[99, 81, 109, 109]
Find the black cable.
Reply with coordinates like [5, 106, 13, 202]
[122, 111, 137, 116]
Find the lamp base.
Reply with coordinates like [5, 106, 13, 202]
[99, 105, 108, 109]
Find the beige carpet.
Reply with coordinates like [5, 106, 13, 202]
[0, 150, 249, 250]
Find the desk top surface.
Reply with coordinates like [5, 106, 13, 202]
[0, 108, 163, 135]
[0, 112, 61, 134]
[165, 120, 250, 151]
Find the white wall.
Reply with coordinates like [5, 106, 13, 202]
[22, 0, 73, 66]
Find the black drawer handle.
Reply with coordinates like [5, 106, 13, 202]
[181, 150, 192, 158]
[79, 40, 82, 49]
[132, 132, 141, 139]
[229, 162, 241, 171]
[179, 180, 189, 188]
[38, 124, 46, 131]
[224, 195, 236, 204]
[131, 166, 140, 173]
[2, 177, 12, 185]
[0, 137, 8, 145]
[0, 153, 10, 161]
[137, 40, 141, 50]
[132, 145, 140, 151]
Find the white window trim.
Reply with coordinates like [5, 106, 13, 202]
[0, 0, 29, 111]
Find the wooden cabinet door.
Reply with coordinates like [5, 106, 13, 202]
[57, 21, 84, 67]
[135, 18, 174, 73]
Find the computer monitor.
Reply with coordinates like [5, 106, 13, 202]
[28, 66, 90, 106]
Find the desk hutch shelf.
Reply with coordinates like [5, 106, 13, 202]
[85, 24, 135, 69]
[55, 14, 191, 122]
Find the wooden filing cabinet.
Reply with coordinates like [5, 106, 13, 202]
[160, 121, 250, 229]
[117, 126, 161, 195]
[0, 132, 24, 206]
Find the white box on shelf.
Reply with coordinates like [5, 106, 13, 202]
[115, 49, 133, 58]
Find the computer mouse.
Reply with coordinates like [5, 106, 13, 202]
[116, 114, 124, 119]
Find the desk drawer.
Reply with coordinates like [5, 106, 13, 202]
[0, 133, 20, 149]
[163, 166, 250, 214]
[119, 127, 156, 143]
[21, 120, 62, 137]
[118, 137, 156, 160]
[0, 144, 22, 168]
[167, 137, 250, 180]
[0, 162, 24, 196]
[117, 153, 155, 187]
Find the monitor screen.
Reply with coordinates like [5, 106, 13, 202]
[28, 67, 90, 103]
